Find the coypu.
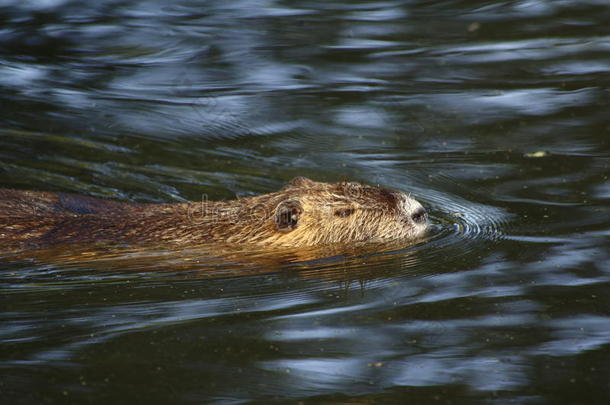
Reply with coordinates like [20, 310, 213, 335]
[0, 177, 427, 251]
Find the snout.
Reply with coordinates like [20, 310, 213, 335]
[411, 207, 427, 224]
[395, 192, 427, 225]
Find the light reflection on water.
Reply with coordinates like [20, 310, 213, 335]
[1, 0, 609, 403]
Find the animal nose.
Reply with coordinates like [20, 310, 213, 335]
[411, 207, 427, 224]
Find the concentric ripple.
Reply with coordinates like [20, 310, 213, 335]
[399, 186, 512, 266]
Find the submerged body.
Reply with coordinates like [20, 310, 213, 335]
[0, 177, 427, 250]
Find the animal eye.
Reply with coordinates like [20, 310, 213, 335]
[334, 208, 355, 217]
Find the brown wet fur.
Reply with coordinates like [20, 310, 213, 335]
[0, 177, 427, 252]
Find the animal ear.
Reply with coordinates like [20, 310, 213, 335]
[289, 176, 316, 188]
[275, 199, 302, 232]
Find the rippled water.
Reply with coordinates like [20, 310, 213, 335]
[1, 0, 609, 403]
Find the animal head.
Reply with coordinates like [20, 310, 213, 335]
[232, 177, 427, 247]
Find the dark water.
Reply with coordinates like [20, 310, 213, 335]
[1, 0, 609, 403]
